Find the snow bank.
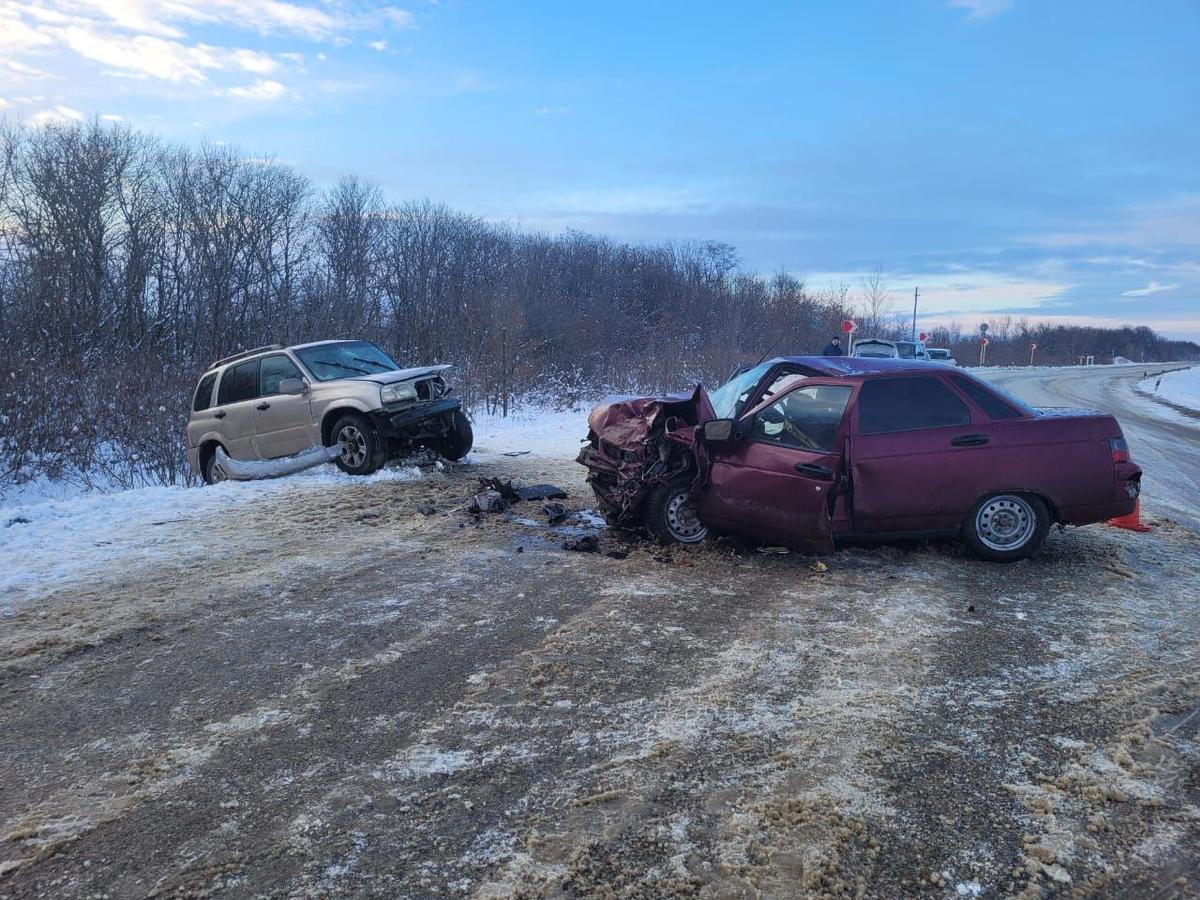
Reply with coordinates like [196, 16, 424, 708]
[0, 463, 423, 601]
[1146, 367, 1200, 413]
[468, 406, 589, 459]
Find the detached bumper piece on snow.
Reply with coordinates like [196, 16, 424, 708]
[213, 443, 343, 481]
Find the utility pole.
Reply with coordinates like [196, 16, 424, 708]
[911, 286, 919, 342]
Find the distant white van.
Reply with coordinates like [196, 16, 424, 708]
[851, 338, 930, 361]
[926, 348, 958, 366]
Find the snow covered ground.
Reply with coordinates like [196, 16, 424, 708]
[0, 406, 590, 605]
[1142, 366, 1200, 413]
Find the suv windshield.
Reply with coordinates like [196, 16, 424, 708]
[294, 341, 399, 381]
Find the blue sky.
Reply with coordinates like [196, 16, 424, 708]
[3, 0, 1199, 339]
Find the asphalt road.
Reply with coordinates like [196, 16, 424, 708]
[1, 367, 1198, 898]
[978, 364, 1200, 529]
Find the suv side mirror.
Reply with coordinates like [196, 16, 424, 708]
[278, 377, 308, 395]
[700, 418, 736, 442]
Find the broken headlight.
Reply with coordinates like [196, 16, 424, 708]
[380, 382, 418, 405]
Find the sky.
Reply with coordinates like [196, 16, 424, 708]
[2, 0, 1199, 340]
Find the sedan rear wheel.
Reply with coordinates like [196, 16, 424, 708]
[963, 492, 1050, 562]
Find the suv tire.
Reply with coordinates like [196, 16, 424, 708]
[435, 410, 474, 461]
[644, 474, 709, 545]
[962, 492, 1050, 562]
[331, 412, 386, 476]
[202, 445, 228, 486]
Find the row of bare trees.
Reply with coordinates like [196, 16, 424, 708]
[1, 119, 1195, 491]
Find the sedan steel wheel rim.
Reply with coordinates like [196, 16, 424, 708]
[665, 490, 707, 542]
[338, 425, 368, 468]
[976, 495, 1035, 551]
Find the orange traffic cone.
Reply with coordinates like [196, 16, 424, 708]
[1107, 499, 1151, 533]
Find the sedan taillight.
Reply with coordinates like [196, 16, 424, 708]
[1110, 437, 1131, 464]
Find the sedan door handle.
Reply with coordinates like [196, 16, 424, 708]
[214, 411, 226, 419]
[950, 434, 989, 447]
[794, 462, 834, 480]
[256, 402, 271, 411]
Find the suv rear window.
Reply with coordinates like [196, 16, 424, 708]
[949, 374, 1024, 420]
[858, 376, 971, 434]
[192, 372, 217, 411]
[217, 360, 260, 405]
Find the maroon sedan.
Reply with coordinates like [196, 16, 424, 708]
[577, 357, 1143, 561]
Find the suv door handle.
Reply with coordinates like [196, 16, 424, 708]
[794, 462, 834, 480]
[256, 402, 271, 411]
[214, 411, 226, 419]
[950, 434, 989, 447]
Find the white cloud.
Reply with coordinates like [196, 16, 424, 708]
[100, 112, 123, 120]
[29, 104, 84, 126]
[948, 0, 1014, 21]
[367, 39, 389, 51]
[1121, 280, 1178, 298]
[221, 79, 288, 100]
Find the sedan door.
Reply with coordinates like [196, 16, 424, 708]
[849, 374, 991, 534]
[699, 380, 854, 552]
[254, 353, 314, 459]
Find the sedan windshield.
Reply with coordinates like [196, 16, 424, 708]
[708, 362, 773, 419]
[294, 341, 399, 381]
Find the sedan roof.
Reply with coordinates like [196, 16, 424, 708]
[775, 356, 939, 377]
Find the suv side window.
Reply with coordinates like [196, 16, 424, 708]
[217, 360, 260, 405]
[193, 372, 217, 411]
[260, 354, 303, 396]
[752, 384, 853, 451]
[858, 376, 971, 435]
[948, 375, 1023, 420]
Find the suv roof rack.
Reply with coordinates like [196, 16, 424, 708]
[209, 344, 285, 370]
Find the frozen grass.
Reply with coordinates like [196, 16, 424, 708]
[1149, 366, 1200, 412]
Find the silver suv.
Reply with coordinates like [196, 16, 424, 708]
[186, 340, 473, 484]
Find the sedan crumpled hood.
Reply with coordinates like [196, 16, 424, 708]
[356, 364, 453, 386]
[587, 386, 710, 452]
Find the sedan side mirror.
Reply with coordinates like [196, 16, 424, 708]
[700, 418, 736, 442]
[278, 377, 308, 395]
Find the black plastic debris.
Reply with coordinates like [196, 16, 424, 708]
[516, 484, 568, 502]
[502, 450, 532, 457]
[562, 535, 600, 553]
[470, 490, 507, 513]
[4, 516, 31, 528]
[542, 502, 567, 525]
[605, 548, 630, 560]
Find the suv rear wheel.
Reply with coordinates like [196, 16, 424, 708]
[962, 492, 1050, 562]
[331, 413, 385, 476]
[644, 474, 709, 545]
[202, 445, 228, 485]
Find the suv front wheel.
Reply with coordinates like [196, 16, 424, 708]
[331, 413, 386, 476]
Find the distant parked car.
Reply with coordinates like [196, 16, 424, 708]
[926, 348, 958, 366]
[187, 340, 472, 484]
[578, 357, 1142, 562]
[851, 338, 930, 361]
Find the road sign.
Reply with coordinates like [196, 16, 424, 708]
[980, 322, 989, 334]
[918, 331, 928, 342]
[842, 319, 857, 334]
[979, 337, 990, 346]
[1031, 342, 1038, 350]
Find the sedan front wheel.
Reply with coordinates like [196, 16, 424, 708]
[644, 474, 709, 545]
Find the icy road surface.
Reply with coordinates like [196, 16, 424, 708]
[1, 373, 1198, 898]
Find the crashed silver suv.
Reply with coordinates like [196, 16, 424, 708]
[186, 340, 472, 484]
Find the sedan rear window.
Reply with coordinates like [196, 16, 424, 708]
[858, 376, 971, 434]
[949, 374, 1025, 420]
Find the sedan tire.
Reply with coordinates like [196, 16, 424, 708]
[644, 474, 709, 545]
[331, 413, 386, 476]
[962, 492, 1050, 562]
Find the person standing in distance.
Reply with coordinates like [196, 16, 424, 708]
[822, 336, 844, 356]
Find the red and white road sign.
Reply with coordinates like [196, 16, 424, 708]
[918, 331, 928, 342]
[842, 318, 857, 334]
[980, 337, 990, 346]
[1031, 342, 1038, 350]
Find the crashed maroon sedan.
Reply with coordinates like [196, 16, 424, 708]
[577, 357, 1142, 561]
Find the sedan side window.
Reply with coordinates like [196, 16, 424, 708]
[217, 360, 260, 405]
[752, 385, 852, 451]
[858, 376, 970, 434]
[260, 354, 303, 396]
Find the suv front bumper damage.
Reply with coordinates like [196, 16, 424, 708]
[370, 396, 462, 440]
